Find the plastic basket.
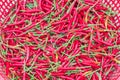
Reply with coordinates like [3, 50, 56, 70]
[0, 0, 120, 80]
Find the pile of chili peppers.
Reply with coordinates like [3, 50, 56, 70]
[0, 0, 120, 80]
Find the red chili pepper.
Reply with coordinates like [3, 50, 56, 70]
[52, 20, 66, 26]
[91, 46, 108, 52]
[76, 75, 86, 80]
[92, 73, 99, 80]
[5, 62, 10, 76]
[51, 72, 65, 76]
[59, 76, 74, 80]
[0, 0, 119, 80]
